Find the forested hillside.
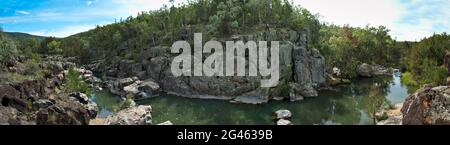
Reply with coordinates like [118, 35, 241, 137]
[27, 0, 447, 86]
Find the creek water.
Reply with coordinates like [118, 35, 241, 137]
[92, 74, 409, 125]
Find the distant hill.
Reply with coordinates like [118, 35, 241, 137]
[4, 32, 46, 42]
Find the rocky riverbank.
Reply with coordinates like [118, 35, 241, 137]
[87, 30, 328, 104]
[0, 56, 98, 125]
[377, 84, 450, 125]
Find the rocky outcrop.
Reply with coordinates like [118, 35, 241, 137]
[104, 105, 153, 125]
[357, 63, 393, 77]
[110, 78, 161, 100]
[292, 35, 326, 87]
[401, 85, 450, 125]
[100, 30, 326, 104]
[0, 56, 98, 125]
[0, 78, 98, 125]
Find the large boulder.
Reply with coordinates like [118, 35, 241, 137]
[109, 78, 161, 100]
[357, 63, 392, 77]
[136, 79, 161, 100]
[36, 104, 93, 125]
[274, 110, 292, 120]
[0, 85, 21, 104]
[105, 105, 153, 125]
[290, 83, 318, 98]
[401, 85, 450, 125]
[0, 106, 19, 125]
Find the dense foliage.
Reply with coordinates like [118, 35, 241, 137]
[401, 33, 450, 87]
[33, 0, 447, 88]
[58, 0, 321, 64]
[65, 67, 92, 96]
[0, 29, 19, 67]
[317, 25, 398, 78]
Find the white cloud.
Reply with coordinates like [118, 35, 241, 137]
[34, 24, 98, 37]
[111, 0, 186, 17]
[293, 0, 402, 27]
[17, 10, 30, 15]
[87, 1, 93, 6]
[293, 0, 449, 41]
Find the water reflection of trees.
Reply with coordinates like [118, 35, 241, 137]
[323, 77, 394, 125]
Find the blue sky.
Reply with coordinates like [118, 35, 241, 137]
[0, 0, 449, 41]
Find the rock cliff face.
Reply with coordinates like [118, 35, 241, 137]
[401, 85, 450, 125]
[96, 29, 326, 103]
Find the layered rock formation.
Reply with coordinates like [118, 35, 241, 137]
[0, 56, 98, 125]
[95, 29, 327, 104]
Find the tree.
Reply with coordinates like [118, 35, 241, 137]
[207, 0, 242, 35]
[0, 30, 18, 66]
[47, 40, 62, 55]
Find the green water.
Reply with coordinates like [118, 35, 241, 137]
[93, 75, 409, 125]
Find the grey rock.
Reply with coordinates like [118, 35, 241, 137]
[105, 105, 153, 125]
[277, 119, 293, 125]
[401, 86, 450, 125]
[33, 99, 55, 110]
[231, 96, 269, 105]
[70, 92, 89, 104]
[289, 83, 318, 99]
[357, 63, 392, 77]
[158, 121, 173, 125]
[274, 110, 292, 120]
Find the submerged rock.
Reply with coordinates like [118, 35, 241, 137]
[105, 105, 153, 125]
[158, 121, 173, 125]
[231, 96, 269, 105]
[289, 83, 318, 100]
[277, 119, 293, 125]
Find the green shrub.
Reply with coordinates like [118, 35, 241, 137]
[401, 72, 418, 87]
[0, 33, 18, 66]
[121, 94, 134, 109]
[23, 59, 41, 75]
[65, 67, 92, 96]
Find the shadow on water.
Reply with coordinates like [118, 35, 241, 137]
[93, 74, 409, 125]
